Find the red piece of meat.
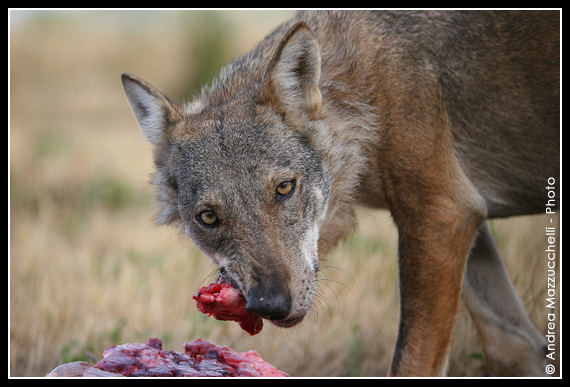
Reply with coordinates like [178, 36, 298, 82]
[185, 339, 288, 377]
[193, 282, 263, 335]
[47, 338, 288, 377]
[95, 338, 236, 376]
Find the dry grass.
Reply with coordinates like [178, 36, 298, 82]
[9, 10, 558, 377]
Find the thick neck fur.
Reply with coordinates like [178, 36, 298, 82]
[306, 101, 380, 255]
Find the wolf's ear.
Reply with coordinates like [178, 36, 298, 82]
[260, 22, 322, 124]
[121, 73, 181, 145]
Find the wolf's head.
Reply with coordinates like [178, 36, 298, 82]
[122, 23, 332, 327]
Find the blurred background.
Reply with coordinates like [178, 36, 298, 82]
[9, 9, 558, 377]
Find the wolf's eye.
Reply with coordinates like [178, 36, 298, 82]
[198, 211, 219, 227]
[276, 180, 295, 198]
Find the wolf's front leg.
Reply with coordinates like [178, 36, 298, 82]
[388, 214, 480, 375]
[381, 120, 486, 376]
[387, 196, 485, 376]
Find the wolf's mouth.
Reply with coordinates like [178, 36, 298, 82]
[216, 270, 311, 329]
[268, 314, 305, 328]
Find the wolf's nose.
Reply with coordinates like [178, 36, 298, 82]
[246, 290, 291, 321]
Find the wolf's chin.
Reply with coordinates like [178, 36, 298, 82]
[269, 314, 306, 328]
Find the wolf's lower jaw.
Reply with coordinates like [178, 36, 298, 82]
[269, 313, 306, 328]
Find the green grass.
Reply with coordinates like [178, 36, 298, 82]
[61, 319, 126, 364]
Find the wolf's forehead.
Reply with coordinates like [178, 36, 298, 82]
[172, 126, 286, 187]
[175, 109, 296, 163]
[173, 93, 261, 139]
[180, 124, 274, 162]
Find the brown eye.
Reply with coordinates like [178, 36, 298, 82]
[276, 180, 295, 197]
[198, 211, 218, 226]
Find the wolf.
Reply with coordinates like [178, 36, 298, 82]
[121, 11, 560, 376]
